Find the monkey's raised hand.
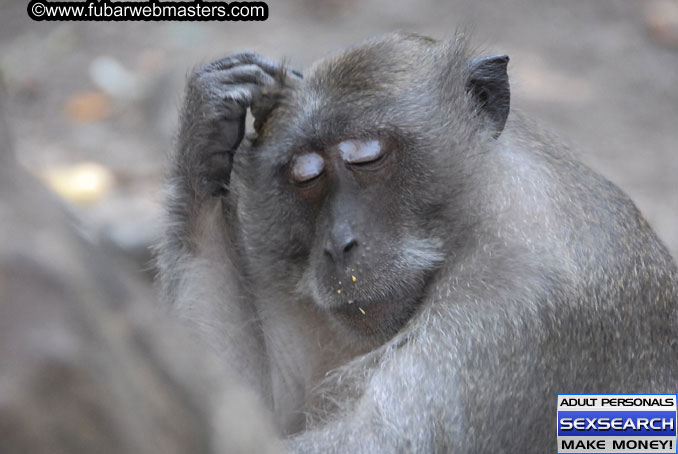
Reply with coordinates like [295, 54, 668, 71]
[158, 54, 299, 397]
[175, 52, 293, 200]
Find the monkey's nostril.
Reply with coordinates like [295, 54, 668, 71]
[343, 239, 357, 255]
[324, 238, 358, 264]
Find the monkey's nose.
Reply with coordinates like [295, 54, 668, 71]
[324, 233, 358, 265]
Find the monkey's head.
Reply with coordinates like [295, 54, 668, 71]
[236, 32, 510, 339]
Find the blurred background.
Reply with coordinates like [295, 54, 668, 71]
[1, 0, 677, 282]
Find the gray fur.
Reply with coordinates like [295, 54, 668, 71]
[157, 32, 678, 452]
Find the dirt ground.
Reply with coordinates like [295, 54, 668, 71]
[1, 0, 677, 276]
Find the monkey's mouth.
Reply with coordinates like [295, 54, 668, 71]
[332, 298, 378, 318]
[317, 279, 391, 316]
[331, 297, 392, 332]
[314, 270, 428, 336]
[328, 293, 418, 338]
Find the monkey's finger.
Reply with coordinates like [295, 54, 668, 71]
[203, 51, 282, 79]
[219, 108, 247, 152]
[202, 151, 235, 196]
[217, 61, 302, 83]
[207, 64, 277, 88]
[212, 82, 265, 120]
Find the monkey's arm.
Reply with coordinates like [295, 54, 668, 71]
[156, 53, 286, 398]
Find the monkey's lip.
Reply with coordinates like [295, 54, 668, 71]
[330, 296, 391, 319]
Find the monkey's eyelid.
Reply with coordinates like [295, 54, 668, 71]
[338, 140, 384, 164]
[291, 153, 325, 183]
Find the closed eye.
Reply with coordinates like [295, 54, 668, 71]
[348, 151, 386, 168]
[290, 152, 325, 185]
[338, 140, 385, 166]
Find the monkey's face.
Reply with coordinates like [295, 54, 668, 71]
[237, 121, 447, 338]
[235, 33, 503, 338]
[298, 137, 445, 334]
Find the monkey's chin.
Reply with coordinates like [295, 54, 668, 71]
[328, 296, 419, 340]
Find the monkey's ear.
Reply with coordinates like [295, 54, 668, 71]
[467, 55, 510, 139]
